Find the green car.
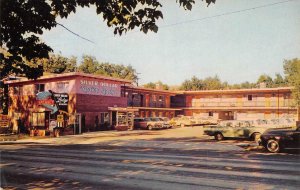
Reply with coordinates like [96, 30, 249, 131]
[203, 120, 267, 141]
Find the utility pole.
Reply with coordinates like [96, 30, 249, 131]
[135, 72, 141, 86]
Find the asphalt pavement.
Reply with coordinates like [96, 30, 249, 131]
[1, 127, 299, 189]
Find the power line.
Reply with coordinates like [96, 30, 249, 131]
[159, 0, 297, 29]
[56, 22, 95, 44]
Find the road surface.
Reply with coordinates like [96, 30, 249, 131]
[1, 127, 300, 189]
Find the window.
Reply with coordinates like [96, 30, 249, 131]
[35, 84, 45, 94]
[31, 112, 45, 126]
[56, 82, 69, 93]
[159, 96, 163, 102]
[248, 95, 252, 101]
[209, 111, 213, 117]
[13, 86, 23, 96]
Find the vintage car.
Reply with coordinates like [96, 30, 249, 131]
[133, 117, 168, 130]
[191, 116, 219, 125]
[170, 116, 196, 127]
[158, 117, 173, 128]
[260, 127, 300, 153]
[203, 120, 266, 141]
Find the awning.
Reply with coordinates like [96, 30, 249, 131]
[108, 107, 139, 112]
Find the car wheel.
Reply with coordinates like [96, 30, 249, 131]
[147, 125, 153, 130]
[266, 139, 281, 153]
[215, 133, 224, 141]
[252, 133, 261, 143]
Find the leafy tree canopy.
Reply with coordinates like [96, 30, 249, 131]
[43, 54, 77, 74]
[0, 0, 215, 80]
[143, 81, 169, 90]
[180, 75, 226, 91]
[78, 55, 138, 81]
[284, 58, 300, 106]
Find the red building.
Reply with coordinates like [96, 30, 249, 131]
[5, 72, 134, 133]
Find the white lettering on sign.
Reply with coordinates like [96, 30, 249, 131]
[79, 80, 120, 96]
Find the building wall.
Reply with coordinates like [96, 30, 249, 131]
[7, 75, 129, 132]
[180, 89, 298, 121]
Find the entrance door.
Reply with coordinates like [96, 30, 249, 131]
[75, 113, 82, 134]
[111, 111, 117, 128]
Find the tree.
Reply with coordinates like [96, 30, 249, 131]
[41, 54, 76, 74]
[143, 82, 156, 89]
[283, 58, 300, 106]
[273, 73, 286, 87]
[78, 55, 138, 81]
[203, 75, 223, 90]
[257, 74, 273, 88]
[78, 55, 99, 74]
[143, 81, 169, 90]
[1, 0, 215, 80]
[180, 76, 203, 91]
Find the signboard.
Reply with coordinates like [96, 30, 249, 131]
[53, 93, 69, 112]
[78, 79, 121, 97]
[36, 91, 69, 114]
[0, 114, 10, 127]
[57, 115, 64, 122]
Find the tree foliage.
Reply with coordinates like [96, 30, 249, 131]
[180, 75, 225, 91]
[78, 55, 138, 81]
[143, 81, 169, 90]
[43, 54, 77, 74]
[0, 0, 215, 80]
[283, 58, 300, 106]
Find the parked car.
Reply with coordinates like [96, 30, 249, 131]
[260, 127, 300, 153]
[158, 117, 172, 128]
[203, 120, 266, 141]
[133, 117, 166, 130]
[191, 116, 219, 125]
[170, 116, 196, 127]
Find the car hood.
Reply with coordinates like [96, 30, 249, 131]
[263, 128, 294, 135]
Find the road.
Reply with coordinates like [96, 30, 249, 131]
[1, 127, 300, 189]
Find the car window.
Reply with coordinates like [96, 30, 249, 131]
[151, 118, 160, 121]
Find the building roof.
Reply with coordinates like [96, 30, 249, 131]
[124, 84, 177, 95]
[4, 72, 132, 85]
[176, 87, 293, 95]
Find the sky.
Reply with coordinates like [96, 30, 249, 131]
[41, 0, 300, 86]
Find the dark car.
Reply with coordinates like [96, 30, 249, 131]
[260, 127, 300, 153]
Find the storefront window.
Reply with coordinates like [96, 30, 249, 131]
[32, 112, 45, 127]
[117, 112, 127, 125]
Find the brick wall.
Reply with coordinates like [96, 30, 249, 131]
[76, 94, 127, 113]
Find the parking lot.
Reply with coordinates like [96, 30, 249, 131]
[1, 126, 300, 189]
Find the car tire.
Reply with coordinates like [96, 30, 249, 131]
[215, 133, 224, 141]
[266, 139, 281, 153]
[147, 125, 153, 130]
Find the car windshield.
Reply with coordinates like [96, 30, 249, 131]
[161, 117, 169, 121]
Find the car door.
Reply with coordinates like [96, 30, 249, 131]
[140, 118, 149, 129]
[290, 127, 300, 148]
